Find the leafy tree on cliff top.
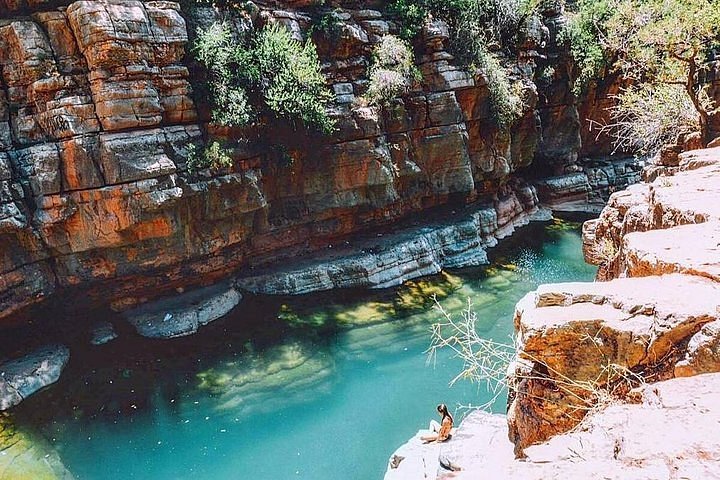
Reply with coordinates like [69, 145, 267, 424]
[569, 0, 720, 145]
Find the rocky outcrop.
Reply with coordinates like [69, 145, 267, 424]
[387, 146, 720, 477]
[584, 146, 720, 279]
[385, 411, 511, 480]
[507, 273, 720, 452]
[508, 146, 720, 452]
[0, 345, 69, 411]
[387, 373, 720, 479]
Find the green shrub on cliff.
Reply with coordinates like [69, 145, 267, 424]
[194, 22, 335, 134]
[387, 0, 531, 127]
[561, 0, 613, 95]
[388, 0, 539, 52]
[187, 141, 234, 172]
[365, 35, 420, 105]
[194, 22, 254, 127]
[566, 0, 720, 146]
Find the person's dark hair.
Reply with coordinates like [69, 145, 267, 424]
[436, 403, 453, 423]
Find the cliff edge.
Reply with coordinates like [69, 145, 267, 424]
[386, 145, 720, 478]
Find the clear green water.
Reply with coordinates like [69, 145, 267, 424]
[13, 220, 596, 480]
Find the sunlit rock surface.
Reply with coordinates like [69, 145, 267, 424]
[509, 147, 720, 451]
[508, 273, 720, 451]
[585, 146, 720, 279]
[0, 345, 69, 411]
[386, 374, 720, 480]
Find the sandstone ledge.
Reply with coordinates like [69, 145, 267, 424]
[236, 187, 550, 295]
[386, 147, 720, 478]
[387, 373, 720, 479]
[509, 147, 720, 452]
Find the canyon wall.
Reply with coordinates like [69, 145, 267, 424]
[0, 0, 589, 325]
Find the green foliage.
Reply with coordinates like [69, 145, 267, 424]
[566, 0, 720, 143]
[562, 0, 613, 95]
[365, 35, 420, 105]
[253, 24, 335, 134]
[476, 48, 524, 128]
[308, 8, 343, 39]
[387, 0, 539, 51]
[386, 0, 532, 127]
[187, 141, 234, 172]
[194, 22, 335, 134]
[535, 65, 555, 87]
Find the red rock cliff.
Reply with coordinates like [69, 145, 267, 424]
[0, 0, 591, 324]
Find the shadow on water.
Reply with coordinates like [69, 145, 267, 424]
[10, 219, 596, 480]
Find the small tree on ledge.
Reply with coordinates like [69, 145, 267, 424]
[602, 0, 720, 145]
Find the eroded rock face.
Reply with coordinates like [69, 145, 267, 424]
[504, 146, 720, 455]
[534, 157, 642, 214]
[0, 0, 586, 325]
[508, 274, 720, 452]
[0, 345, 70, 411]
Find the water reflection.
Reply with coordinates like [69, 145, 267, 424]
[11, 219, 596, 480]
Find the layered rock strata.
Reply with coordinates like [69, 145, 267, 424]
[236, 186, 549, 295]
[508, 273, 720, 452]
[0, 0, 588, 326]
[533, 156, 641, 214]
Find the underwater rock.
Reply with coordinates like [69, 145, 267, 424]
[0, 415, 75, 480]
[89, 321, 118, 345]
[124, 284, 241, 339]
[0, 345, 69, 411]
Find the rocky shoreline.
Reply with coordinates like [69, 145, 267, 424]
[0, 182, 548, 402]
[385, 146, 720, 478]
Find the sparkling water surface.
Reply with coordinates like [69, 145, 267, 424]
[13, 220, 596, 480]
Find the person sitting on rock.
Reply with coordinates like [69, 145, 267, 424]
[421, 403, 453, 443]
